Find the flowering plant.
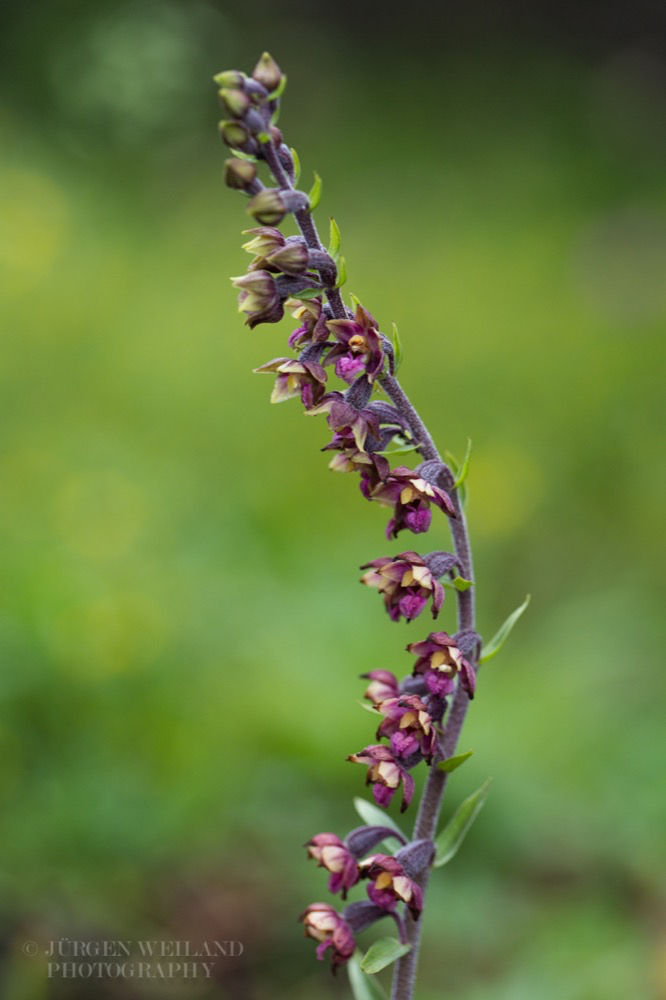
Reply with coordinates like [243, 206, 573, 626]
[213, 52, 529, 1000]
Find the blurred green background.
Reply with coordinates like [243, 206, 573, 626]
[1, 1, 665, 997]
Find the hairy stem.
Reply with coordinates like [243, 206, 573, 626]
[379, 374, 476, 1000]
[262, 141, 347, 318]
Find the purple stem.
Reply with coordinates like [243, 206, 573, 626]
[378, 374, 476, 1000]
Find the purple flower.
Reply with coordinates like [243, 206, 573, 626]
[230, 270, 284, 328]
[324, 304, 386, 383]
[347, 744, 415, 812]
[253, 356, 327, 408]
[308, 392, 380, 451]
[361, 669, 400, 706]
[375, 694, 437, 763]
[369, 466, 456, 539]
[322, 427, 390, 497]
[407, 631, 476, 698]
[305, 834, 360, 898]
[360, 551, 445, 622]
[357, 854, 424, 920]
[286, 297, 330, 349]
[300, 903, 355, 969]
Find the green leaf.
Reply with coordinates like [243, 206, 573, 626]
[391, 322, 403, 374]
[267, 74, 288, 100]
[334, 255, 347, 288]
[452, 575, 474, 591]
[357, 700, 382, 715]
[453, 437, 472, 488]
[444, 448, 467, 509]
[437, 749, 474, 773]
[348, 954, 388, 1000]
[350, 293, 363, 311]
[328, 217, 342, 259]
[360, 938, 411, 975]
[290, 147, 301, 186]
[289, 287, 323, 302]
[433, 778, 491, 867]
[480, 594, 531, 663]
[270, 105, 281, 126]
[257, 130, 271, 144]
[231, 149, 258, 162]
[353, 797, 406, 849]
[376, 441, 420, 457]
[308, 171, 323, 212]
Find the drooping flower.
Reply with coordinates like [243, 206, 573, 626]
[308, 392, 380, 451]
[285, 297, 330, 349]
[357, 854, 424, 920]
[300, 903, 355, 970]
[230, 270, 284, 328]
[305, 834, 360, 898]
[375, 694, 437, 763]
[254, 357, 327, 408]
[407, 631, 476, 698]
[322, 427, 389, 496]
[324, 304, 385, 383]
[369, 467, 456, 539]
[360, 551, 445, 622]
[361, 669, 400, 706]
[347, 744, 415, 812]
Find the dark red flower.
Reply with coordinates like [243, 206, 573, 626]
[300, 903, 355, 969]
[305, 834, 360, 898]
[360, 551, 445, 622]
[407, 631, 476, 698]
[347, 744, 415, 812]
[357, 854, 424, 920]
[369, 466, 456, 539]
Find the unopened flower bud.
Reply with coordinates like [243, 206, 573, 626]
[219, 119, 250, 150]
[213, 70, 246, 89]
[218, 87, 251, 118]
[247, 189, 287, 226]
[242, 226, 285, 257]
[252, 51, 283, 93]
[265, 241, 309, 275]
[224, 158, 257, 190]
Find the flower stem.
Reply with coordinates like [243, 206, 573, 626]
[378, 373, 476, 1000]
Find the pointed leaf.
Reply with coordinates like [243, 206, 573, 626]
[453, 438, 472, 488]
[290, 287, 323, 302]
[328, 217, 342, 259]
[437, 749, 474, 773]
[334, 255, 347, 288]
[308, 171, 322, 212]
[267, 74, 287, 100]
[433, 778, 491, 867]
[358, 700, 383, 715]
[350, 293, 363, 310]
[353, 797, 406, 851]
[391, 322, 403, 374]
[376, 441, 420, 457]
[230, 149, 258, 163]
[348, 954, 388, 1000]
[452, 575, 474, 592]
[290, 147, 301, 186]
[360, 938, 411, 975]
[444, 448, 467, 509]
[480, 594, 531, 663]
